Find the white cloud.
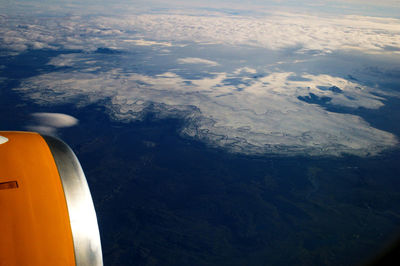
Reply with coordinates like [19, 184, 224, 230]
[234, 67, 257, 74]
[123, 39, 172, 47]
[47, 54, 85, 67]
[1, 11, 399, 55]
[100, 12, 400, 54]
[27, 112, 79, 136]
[177, 57, 219, 66]
[16, 66, 398, 156]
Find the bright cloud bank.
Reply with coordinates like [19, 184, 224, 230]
[17, 66, 398, 156]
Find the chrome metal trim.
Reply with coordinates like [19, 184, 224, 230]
[43, 135, 103, 266]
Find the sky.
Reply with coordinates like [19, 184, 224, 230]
[2, 0, 400, 17]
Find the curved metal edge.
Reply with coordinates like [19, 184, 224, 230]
[43, 135, 103, 266]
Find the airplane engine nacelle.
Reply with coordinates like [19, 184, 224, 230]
[0, 132, 103, 266]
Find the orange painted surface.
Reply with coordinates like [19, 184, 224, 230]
[0, 132, 75, 266]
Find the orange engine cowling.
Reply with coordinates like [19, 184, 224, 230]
[0, 131, 103, 266]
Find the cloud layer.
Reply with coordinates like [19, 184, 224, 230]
[1, 12, 400, 55]
[17, 66, 398, 156]
[177, 57, 219, 66]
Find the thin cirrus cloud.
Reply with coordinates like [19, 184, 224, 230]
[123, 39, 173, 47]
[177, 57, 219, 66]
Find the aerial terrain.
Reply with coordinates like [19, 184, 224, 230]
[1, 0, 400, 265]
